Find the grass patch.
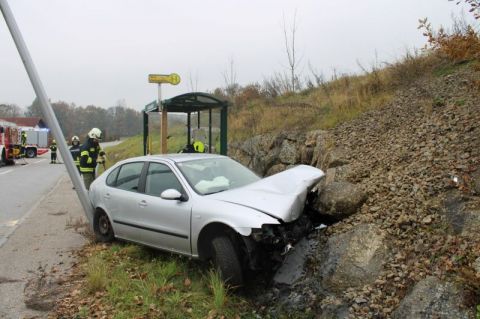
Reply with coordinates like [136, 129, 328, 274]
[85, 255, 108, 293]
[208, 269, 228, 311]
[76, 243, 256, 318]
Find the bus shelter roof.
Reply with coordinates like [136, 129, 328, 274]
[144, 92, 228, 113]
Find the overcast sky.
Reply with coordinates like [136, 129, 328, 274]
[0, 0, 472, 110]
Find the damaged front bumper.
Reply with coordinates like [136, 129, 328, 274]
[244, 214, 315, 270]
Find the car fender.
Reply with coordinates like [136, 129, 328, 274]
[190, 199, 280, 257]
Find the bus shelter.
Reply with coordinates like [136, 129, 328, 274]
[143, 92, 229, 155]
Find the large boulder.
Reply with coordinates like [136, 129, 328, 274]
[232, 133, 281, 175]
[319, 224, 387, 293]
[324, 147, 350, 168]
[472, 169, 480, 195]
[324, 165, 353, 184]
[392, 276, 473, 319]
[441, 190, 480, 236]
[310, 130, 330, 168]
[278, 139, 299, 165]
[273, 238, 313, 286]
[315, 181, 367, 221]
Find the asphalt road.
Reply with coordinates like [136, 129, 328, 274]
[0, 153, 66, 247]
[0, 140, 123, 317]
[0, 140, 123, 247]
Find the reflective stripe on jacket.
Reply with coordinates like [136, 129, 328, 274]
[70, 145, 81, 166]
[79, 138, 100, 173]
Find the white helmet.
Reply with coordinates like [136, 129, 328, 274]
[88, 128, 102, 140]
[71, 135, 80, 142]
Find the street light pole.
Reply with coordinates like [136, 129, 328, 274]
[0, 0, 94, 223]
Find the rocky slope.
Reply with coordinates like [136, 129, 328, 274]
[231, 64, 480, 318]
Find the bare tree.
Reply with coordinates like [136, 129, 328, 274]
[282, 10, 302, 92]
[0, 103, 22, 117]
[222, 56, 239, 99]
[450, 0, 480, 19]
[188, 70, 199, 92]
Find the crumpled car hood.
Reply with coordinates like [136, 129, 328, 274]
[209, 165, 324, 222]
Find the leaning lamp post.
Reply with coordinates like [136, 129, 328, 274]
[148, 73, 181, 154]
[0, 0, 94, 223]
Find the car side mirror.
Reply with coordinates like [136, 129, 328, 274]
[160, 189, 186, 201]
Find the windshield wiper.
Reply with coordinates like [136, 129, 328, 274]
[204, 189, 228, 195]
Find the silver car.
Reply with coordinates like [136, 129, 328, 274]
[89, 153, 324, 286]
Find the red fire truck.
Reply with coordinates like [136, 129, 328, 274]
[1, 120, 50, 166]
[0, 120, 22, 166]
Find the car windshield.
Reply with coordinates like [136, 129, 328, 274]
[176, 157, 260, 195]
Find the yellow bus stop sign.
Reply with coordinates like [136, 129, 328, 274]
[148, 73, 181, 85]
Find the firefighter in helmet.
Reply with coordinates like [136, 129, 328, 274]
[69, 135, 81, 174]
[49, 139, 57, 164]
[21, 131, 27, 158]
[79, 128, 105, 190]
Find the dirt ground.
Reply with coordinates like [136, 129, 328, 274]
[0, 175, 86, 319]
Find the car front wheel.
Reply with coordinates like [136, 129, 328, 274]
[211, 236, 243, 287]
[93, 210, 114, 242]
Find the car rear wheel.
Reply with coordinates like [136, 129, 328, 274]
[94, 210, 114, 242]
[211, 236, 243, 287]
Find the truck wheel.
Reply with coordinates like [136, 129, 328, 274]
[26, 148, 36, 158]
[93, 210, 114, 242]
[211, 236, 244, 287]
[0, 149, 5, 166]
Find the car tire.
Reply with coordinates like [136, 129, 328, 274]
[93, 210, 114, 242]
[211, 236, 244, 287]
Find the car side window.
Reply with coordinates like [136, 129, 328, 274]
[115, 162, 144, 192]
[145, 162, 183, 197]
[106, 166, 120, 187]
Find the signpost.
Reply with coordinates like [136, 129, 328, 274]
[148, 73, 181, 154]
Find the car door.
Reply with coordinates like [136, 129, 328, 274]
[104, 161, 147, 242]
[135, 161, 192, 255]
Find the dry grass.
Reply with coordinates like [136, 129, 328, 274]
[229, 51, 440, 142]
[65, 216, 95, 242]
[85, 255, 107, 293]
[229, 23, 479, 143]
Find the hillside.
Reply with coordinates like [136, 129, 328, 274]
[53, 28, 480, 317]
[230, 62, 480, 318]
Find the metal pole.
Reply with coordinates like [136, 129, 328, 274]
[0, 0, 94, 223]
[160, 84, 168, 154]
[208, 108, 212, 153]
[187, 112, 191, 144]
[142, 110, 148, 155]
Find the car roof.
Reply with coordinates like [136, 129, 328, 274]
[123, 153, 226, 164]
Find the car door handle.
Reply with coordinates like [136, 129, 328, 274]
[104, 193, 111, 200]
[138, 200, 147, 208]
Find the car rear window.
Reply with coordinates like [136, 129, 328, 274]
[115, 162, 144, 192]
[106, 166, 120, 186]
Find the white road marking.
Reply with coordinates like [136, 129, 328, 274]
[0, 169, 13, 175]
[0, 220, 19, 227]
[0, 176, 64, 248]
[32, 159, 47, 164]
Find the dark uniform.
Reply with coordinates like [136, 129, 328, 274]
[50, 141, 57, 164]
[70, 143, 81, 174]
[79, 138, 103, 189]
